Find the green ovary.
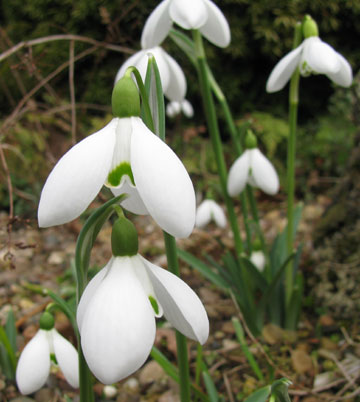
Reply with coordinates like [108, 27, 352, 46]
[107, 162, 135, 186]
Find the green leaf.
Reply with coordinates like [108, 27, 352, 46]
[177, 249, 229, 289]
[169, 29, 196, 65]
[0, 326, 16, 377]
[270, 378, 292, 402]
[0, 343, 14, 380]
[202, 371, 219, 402]
[244, 386, 271, 402]
[5, 310, 16, 353]
[240, 257, 268, 291]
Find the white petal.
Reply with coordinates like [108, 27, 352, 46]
[51, 329, 79, 388]
[130, 117, 196, 238]
[114, 51, 145, 84]
[326, 52, 353, 87]
[209, 200, 227, 228]
[227, 150, 251, 197]
[169, 0, 208, 29]
[166, 101, 181, 118]
[38, 119, 116, 227]
[195, 200, 212, 228]
[143, 257, 209, 344]
[250, 149, 279, 195]
[266, 44, 303, 93]
[199, 0, 231, 47]
[250, 251, 266, 272]
[16, 330, 50, 395]
[303, 37, 340, 75]
[141, 0, 172, 49]
[111, 177, 149, 215]
[181, 100, 194, 118]
[162, 51, 187, 102]
[77, 263, 110, 331]
[79, 256, 156, 384]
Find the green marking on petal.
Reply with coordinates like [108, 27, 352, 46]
[50, 353, 57, 364]
[149, 295, 159, 315]
[108, 162, 135, 187]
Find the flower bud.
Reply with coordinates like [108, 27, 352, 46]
[302, 15, 319, 38]
[245, 130, 258, 149]
[111, 217, 139, 257]
[39, 312, 55, 331]
[112, 75, 141, 118]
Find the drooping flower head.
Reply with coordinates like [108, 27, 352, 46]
[77, 217, 209, 384]
[227, 130, 279, 196]
[115, 46, 186, 103]
[195, 199, 226, 228]
[16, 312, 79, 395]
[166, 99, 194, 118]
[266, 15, 352, 93]
[38, 74, 196, 238]
[141, 0, 231, 48]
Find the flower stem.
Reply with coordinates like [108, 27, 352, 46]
[193, 29, 243, 256]
[163, 231, 191, 402]
[285, 23, 302, 315]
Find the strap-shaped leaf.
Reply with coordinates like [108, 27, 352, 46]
[244, 386, 271, 402]
[271, 378, 292, 402]
[169, 29, 196, 66]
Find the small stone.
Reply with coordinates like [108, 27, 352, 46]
[103, 385, 118, 399]
[123, 377, 139, 392]
[139, 361, 166, 385]
[34, 388, 55, 402]
[158, 390, 180, 402]
[47, 251, 65, 265]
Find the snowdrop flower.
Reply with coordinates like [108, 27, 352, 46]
[38, 76, 196, 238]
[266, 15, 352, 92]
[250, 251, 266, 272]
[195, 199, 226, 228]
[115, 46, 186, 102]
[141, 0, 231, 48]
[166, 99, 194, 118]
[227, 131, 279, 196]
[77, 217, 209, 384]
[16, 312, 78, 395]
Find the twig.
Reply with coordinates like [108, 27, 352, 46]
[0, 142, 14, 221]
[0, 33, 133, 63]
[223, 373, 235, 402]
[69, 40, 76, 145]
[318, 349, 353, 384]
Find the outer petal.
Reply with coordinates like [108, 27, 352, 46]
[77, 263, 110, 331]
[143, 257, 209, 344]
[114, 50, 146, 84]
[141, 0, 172, 48]
[169, 0, 208, 29]
[130, 117, 196, 238]
[166, 101, 181, 117]
[79, 257, 156, 384]
[38, 119, 116, 227]
[227, 150, 251, 197]
[181, 100, 194, 118]
[51, 329, 79, 388]
[209, 200, 227, 228]
[266, 44, 303, 93]
[200, 0, 231, 47]
[326, 52, 353, 87]
[304, 37, 340, 75]
[250, 251, 266, 272]
[250, 149, 279, 195]
[162, 51, 187, 102]
[16, 330, 50, 395]
[195, 200, 212, 228]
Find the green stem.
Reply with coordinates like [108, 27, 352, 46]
[163, 232, 191, 402]
[193, 29, 243, 256]
[285, 23, 302, 312]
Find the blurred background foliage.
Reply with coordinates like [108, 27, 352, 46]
[0, 0, 359, 214]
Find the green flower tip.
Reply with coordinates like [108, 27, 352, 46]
[39, 311, 55, 331]
[302, 15, 319, 38]
[245, 130, 258, 149]
[149, 296, 159, 315]
[112, 75, 140, 118]
[111, 217, 139, 257]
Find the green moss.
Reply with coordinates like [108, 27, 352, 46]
[108, 162, 135, 187]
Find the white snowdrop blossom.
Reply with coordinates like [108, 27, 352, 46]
[166, 99, 194, 118]
[195, 199, 226, 228]
[266, 36, 353, 93]
[77, 255, 209, 384]
[38, 117, 196, 238]
[227, 148, 279, 196]
[250, 251, 266, 272]
[141, 0, 231, 48]
[16, 329, 79, 395]
[115, 46, 186, 102]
